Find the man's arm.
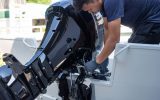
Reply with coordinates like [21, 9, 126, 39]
[103, 18, 109, 44]
[96, 18, 121, 64]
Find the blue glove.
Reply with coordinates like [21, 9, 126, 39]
[98, 58, 109, 74]
[85, 59, 98, 73]
[85, 58, 109, 73]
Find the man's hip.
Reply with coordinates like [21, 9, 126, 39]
[128, 23, 160, 44]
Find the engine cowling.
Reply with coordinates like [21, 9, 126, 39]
[0, 1, 101, 99]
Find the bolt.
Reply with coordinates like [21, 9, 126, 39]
[49, 62, 52, 64]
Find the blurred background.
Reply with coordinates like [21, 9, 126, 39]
[0, 0, 56, 66]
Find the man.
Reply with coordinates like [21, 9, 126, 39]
[73, 0, 160, 72]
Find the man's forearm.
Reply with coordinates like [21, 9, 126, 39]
[104, 29, 108, 44]
[96, 38, 118, 64]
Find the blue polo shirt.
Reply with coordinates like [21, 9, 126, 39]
[101, 0, 160, 29]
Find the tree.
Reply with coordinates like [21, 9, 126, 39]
[26, 0, 51, 4]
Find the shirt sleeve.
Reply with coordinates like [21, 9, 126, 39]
[104, 0, 124, 22]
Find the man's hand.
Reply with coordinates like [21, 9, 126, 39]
[84, 58, 109, 73]
[85, 59, 98, 73]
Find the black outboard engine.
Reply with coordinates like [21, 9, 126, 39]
[0, 1, 106, 100]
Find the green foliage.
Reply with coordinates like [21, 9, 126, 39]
[26, 0, 51, 4]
